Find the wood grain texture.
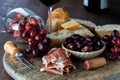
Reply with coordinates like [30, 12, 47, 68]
[3, 42, 120, 80]
[3, 52, 120, 80]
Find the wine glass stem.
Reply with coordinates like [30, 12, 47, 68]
[49, 7, 53, 33]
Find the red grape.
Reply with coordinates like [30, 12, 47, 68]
[31, 48, 40, 58]
[111, 47, 120, 55]
[22, 30, 30, 41]
[38, 42, 48, 51]
[20, 20, 27, 26]
[29, 17, 38, 26]
[81, 45, 93, 52]
[63, 37, 74, 46]
[83, 40, 92, 46]
[97, 40, 104, 48]
[84, 36, 92, 42]
[19, 24, 25, 34]
[35, 34, 43, 42]
[25, 22, 33, 31]
[42, 37, 51, 44]
[111, 39, 117, 45]
[40, 29, 47, 37]
[30, 30, 37, 37]
[28, 37, 34, 42]
[8, 18, 19, 34]
[111, 30, 119, 37]
[112, 36, 119, 41]
[7, 26, 14, 34]
[28, 40, 38, 46]
[102, 35, 112, 42]
[67, 43, 75, 50]
[26, 46, 32, 54]
[13, 30, 21, 39]
[75, 42, 82, 49]
[116, 39, 120, 48]
[32, 26, 40, 33]
[9, 18, 19, 26]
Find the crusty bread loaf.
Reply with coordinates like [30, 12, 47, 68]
[95, 24, 120, 38]
[46, 8, 70, 32]
[47, 27, 94, 48]
[47, 29, 73, 47]
[46, 8, 97, 48]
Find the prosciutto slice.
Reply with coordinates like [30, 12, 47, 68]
[40, 48, 76, 75]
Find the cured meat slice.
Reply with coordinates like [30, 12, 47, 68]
[40, 48, 76, 75]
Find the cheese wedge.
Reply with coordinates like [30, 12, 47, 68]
[61, 20, 84, 30]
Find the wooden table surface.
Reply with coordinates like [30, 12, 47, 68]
[0, 0, 120, 80]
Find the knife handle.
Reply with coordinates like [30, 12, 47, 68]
[4, 41, 21, 57]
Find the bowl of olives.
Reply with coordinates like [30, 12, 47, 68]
[62, 34, 106, 60]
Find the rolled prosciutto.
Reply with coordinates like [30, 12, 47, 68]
[40, 48, 76, 75]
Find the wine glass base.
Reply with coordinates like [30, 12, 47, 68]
[0, 5, 12, 33]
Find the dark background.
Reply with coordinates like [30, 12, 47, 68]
[1, 0, 120, 25]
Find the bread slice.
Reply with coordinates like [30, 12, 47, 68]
[47, 27, 94, 48]
[47, 29, 73, 48]
[73, 27, 94, 36]
[95, 24, 120, 38]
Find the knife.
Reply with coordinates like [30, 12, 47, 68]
[16, 52, 37, 69]
[4, 41, 37, 69]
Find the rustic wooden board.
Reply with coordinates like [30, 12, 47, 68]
[3, 19, 120, 80]
[3, 52, 120, 80]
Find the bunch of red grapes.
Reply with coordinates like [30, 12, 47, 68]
[7, 13, 51, 57]
[63, 34, 104, 52]
[102, 30, 120, 60]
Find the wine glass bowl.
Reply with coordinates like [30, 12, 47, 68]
[39, 0, 60, 7]
[39, 0, 60, 33]
[4, 8, 45, 42]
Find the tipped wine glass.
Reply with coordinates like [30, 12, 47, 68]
[39, 0, 60, 33]
[0, 5, 12, 33]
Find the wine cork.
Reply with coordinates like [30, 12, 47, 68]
[84, 57, 107, 70]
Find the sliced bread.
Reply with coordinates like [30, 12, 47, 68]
[95, 24, 120, 38]
[47, 27, 94, 48]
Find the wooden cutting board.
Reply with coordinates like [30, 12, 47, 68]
[3, 51, 120, 80]
[3, 18, 120, 80]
